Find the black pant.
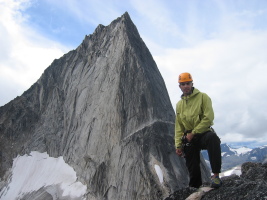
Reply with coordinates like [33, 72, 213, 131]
[183, 131, 221, 188]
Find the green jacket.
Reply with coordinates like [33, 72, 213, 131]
[175, 88, 214, 148]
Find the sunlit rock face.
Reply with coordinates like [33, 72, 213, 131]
[0, 12, 210, 200]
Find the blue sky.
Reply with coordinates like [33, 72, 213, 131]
[1, 0, 267, 148]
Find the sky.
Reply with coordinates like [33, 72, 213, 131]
[1, 0, 267, 148]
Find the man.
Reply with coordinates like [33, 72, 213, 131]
[175, 72, 222, 188]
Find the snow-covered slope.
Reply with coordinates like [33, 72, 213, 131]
[0, 151, 87, 200]
[221, 165, 242, 177]
[228, 146, 252, 156]
[220, 144, 252, 157]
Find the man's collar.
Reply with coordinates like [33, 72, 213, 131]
[181, 87, 194, 98]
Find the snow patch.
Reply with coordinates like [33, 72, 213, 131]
[234, 147, 252, 155]
[221, 165, 241, 177]
[154, 164, 163, 183]
[250, 156, 257, 160]
[0, 151, 87, 200]
[229, 146, 252, 156]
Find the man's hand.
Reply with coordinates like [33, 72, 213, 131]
[176, 148, 183, 157]
[186, 132, 194, 142]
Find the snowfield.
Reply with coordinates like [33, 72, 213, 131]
[229, 146, 252, 156]
[221, 165, 242, 177]
[0, 151, 87, 200]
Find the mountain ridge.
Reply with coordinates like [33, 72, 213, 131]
[202, 143, 267, 172]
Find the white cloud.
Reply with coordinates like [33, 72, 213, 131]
[0, 0, 68, 106]
[222, 132, 256, 143]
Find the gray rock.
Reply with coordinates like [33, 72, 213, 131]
[165, 162, 267, 200]
[0, 12, 210, 199]
[20, 185, 83, 200]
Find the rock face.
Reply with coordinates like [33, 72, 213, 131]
[165, 162, 267, 200]
[0, 12, 211, 199]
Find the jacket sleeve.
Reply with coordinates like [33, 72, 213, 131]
[192, 93, 214, 134]
[174, 102, 185, 148]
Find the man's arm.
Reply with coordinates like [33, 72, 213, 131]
[174, 103, 185, 149]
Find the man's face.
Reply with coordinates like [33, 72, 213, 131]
[179, 81, 193, 96]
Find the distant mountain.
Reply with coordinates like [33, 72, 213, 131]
[202, 143, 267, 172]
[248, 145, 267, 162]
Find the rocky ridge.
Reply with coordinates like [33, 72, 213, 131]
[165, 162, 267, 200]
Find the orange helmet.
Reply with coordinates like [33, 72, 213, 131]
[178, 72, 193, 83]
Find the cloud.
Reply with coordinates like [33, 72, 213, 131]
[0, 0, 67, 106]
[223, 132, 254, 143]
[153, 29, 267, 145]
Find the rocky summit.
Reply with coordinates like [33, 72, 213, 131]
[165, 162, 267, 200]
[0, 12, 211, 200]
